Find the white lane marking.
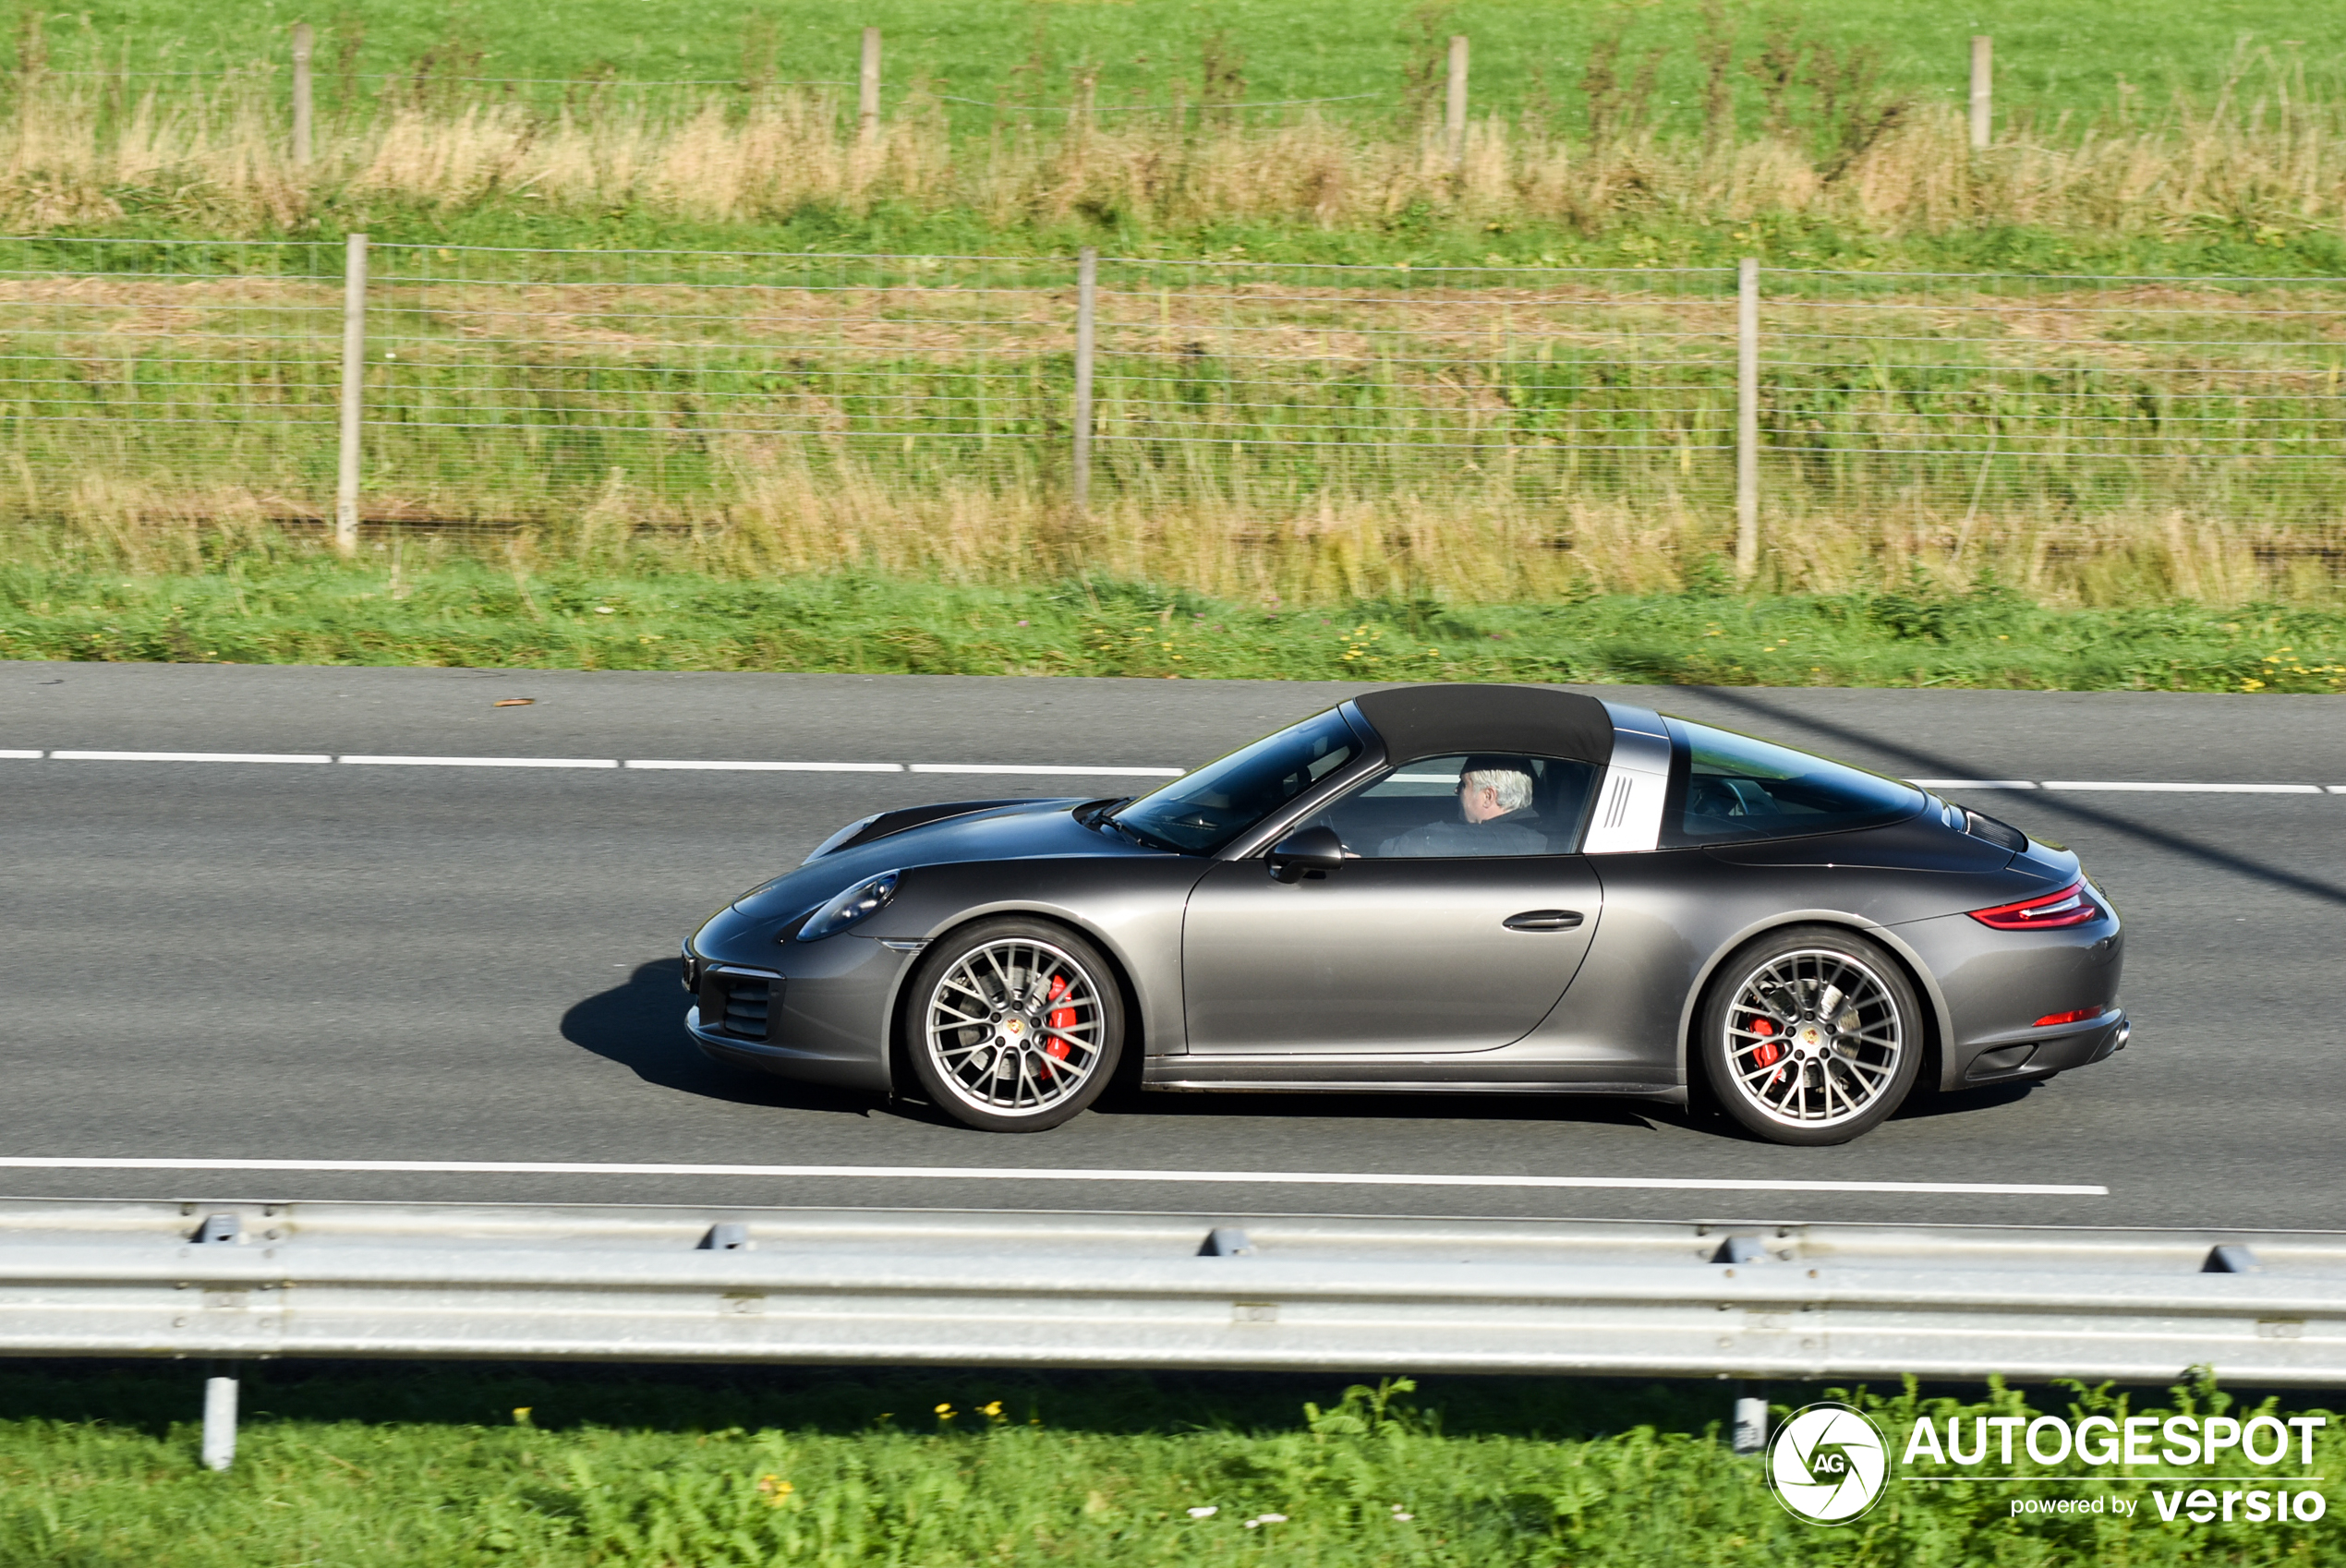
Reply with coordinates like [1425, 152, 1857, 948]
[626, 760, 906, 773]
[10, 751, 2340, 794]
[49, 749, 333, 765]
[0, 1155, 2105, 1197]
[339, 754, 620, 769]
[2041, 780, 2323, 794]
[910, 764, 1186, 777]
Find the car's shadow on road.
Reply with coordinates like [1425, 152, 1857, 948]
[1891, 1080, 2038, 1120]
[1090, 1080, 1676, 1131]
[562, 959, 877, 1117]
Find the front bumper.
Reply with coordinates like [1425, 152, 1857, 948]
[680, 920, 913, 1095]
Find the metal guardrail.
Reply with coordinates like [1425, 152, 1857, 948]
[3, 1199, 2342, 1385]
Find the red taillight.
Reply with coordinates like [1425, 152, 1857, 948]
[2032, 1007, 2102, 1028]
[1968, 882, 2102, 931]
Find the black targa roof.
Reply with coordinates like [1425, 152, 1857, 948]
[1351, 684, 1616, 766]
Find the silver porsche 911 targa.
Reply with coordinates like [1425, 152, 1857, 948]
[682, 685, 2125, 1145]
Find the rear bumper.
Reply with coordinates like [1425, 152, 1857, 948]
[1957, 1010, 2129, 1085]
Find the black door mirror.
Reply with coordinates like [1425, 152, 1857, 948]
[1267, 825, 1346, 883]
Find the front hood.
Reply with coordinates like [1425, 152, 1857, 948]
[729, 797, 1173, 923]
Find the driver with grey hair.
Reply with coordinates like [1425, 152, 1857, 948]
[1376, 755, 1548, 857]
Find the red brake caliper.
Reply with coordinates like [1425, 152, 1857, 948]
[1748, 1014, 1781, 1070]
[1044, 974, 1074, 1061]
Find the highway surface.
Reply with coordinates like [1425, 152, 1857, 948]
[3, 660, 2341, 1235]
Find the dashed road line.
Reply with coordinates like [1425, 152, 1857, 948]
[625, 759, 905, 773]
[5, 749, 1185, 777]
[909, 763, 1187, 777]
[338, 754, 620, 769]
[49, 749, 332, 765]
[2040, 780, 2324, 794]
[6, 749, 2342, 792]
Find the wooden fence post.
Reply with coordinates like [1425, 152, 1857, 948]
[1969, 36, 1992, 151]
[859, 27, 881, 142]
[1445, 35, 1469, 166]
[290, 22, 313, 168]
[1072, 247, 1096, 514]
[1735, 258, 1760, 581]
[336, 233, 368, 558]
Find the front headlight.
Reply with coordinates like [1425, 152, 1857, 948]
[794, 870, 901, 942]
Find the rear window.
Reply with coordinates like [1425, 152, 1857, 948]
[1660, 718, 1923, 847]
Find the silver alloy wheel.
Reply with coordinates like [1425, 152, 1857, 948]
[921, 935, 1108, 1119]
[1722, 947, 1905, 1131]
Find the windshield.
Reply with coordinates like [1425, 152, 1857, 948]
[1662, 718, 1923, 847]
[1111, 709, 1364, 854]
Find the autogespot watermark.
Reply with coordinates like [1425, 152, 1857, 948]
[1768, 1404, 1892, 1525]
[1765, 1405, 2328, 1528]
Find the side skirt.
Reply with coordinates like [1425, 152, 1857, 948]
[1142, 1075, 1687, 1106]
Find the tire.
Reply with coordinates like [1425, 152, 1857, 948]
[1697, 924, 1922, 1146]
[904, 917, 1125, 1132]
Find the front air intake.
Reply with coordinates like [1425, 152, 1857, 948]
[698, 969, 780, 1042]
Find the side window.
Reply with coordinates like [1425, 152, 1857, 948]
[1299, 754, 1600, 859]
[1661, 719, 1924, 846]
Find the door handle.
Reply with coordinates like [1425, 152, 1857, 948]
[1504, 910, 1584, 932]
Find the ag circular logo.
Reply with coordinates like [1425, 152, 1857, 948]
[1768, 1403, 1890, 1526]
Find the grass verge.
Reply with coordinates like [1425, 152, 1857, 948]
[6, 554, 2346, 694]
[0, 1362, 2336, 1565]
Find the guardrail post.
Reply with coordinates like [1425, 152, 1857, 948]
[201, 1373, 239, 1470]
[1969, 36, 1993, 151]
[1734, 257, 1760, 581]
[859, 27, 882, 143]
[335, 232, 368, 558]
[1445, 36, 1469, 166]
[290, 22, 313, 168]
[1732, 1383, 1768, 1453]
[1072, 246, 1096, 516]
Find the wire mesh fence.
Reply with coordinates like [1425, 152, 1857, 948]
[1089, 259, 1740, 510]
[1760, 270, 2346, 525]
[0, 237, 2339, 568]
[0, 238, 344, 514]
[361, 246, 1070, 522]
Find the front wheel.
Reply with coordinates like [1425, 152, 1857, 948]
[1698, 925, 1921, 1146]
[905, 918, 1124, 1132]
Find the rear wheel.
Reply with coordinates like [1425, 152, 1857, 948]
[1698, 925, 1920, 1146]
[906, 918, 1124, 1132]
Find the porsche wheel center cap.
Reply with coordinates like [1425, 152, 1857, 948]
[1794, 1023, 1828, 1057]
[1001, 1018, 1026, 1040]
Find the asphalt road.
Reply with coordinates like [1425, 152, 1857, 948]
[4, 660, 2342, 1234]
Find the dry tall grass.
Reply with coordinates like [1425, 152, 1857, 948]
[0, 59, 2340, 239]
[17, 458, 2338, 611]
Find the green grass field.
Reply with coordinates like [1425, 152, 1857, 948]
[7, 0, 2344, 276]
[0, 1362, 2337, 1566]
[40, 0, 2346, 131]
[7, 549, 2344, 692]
